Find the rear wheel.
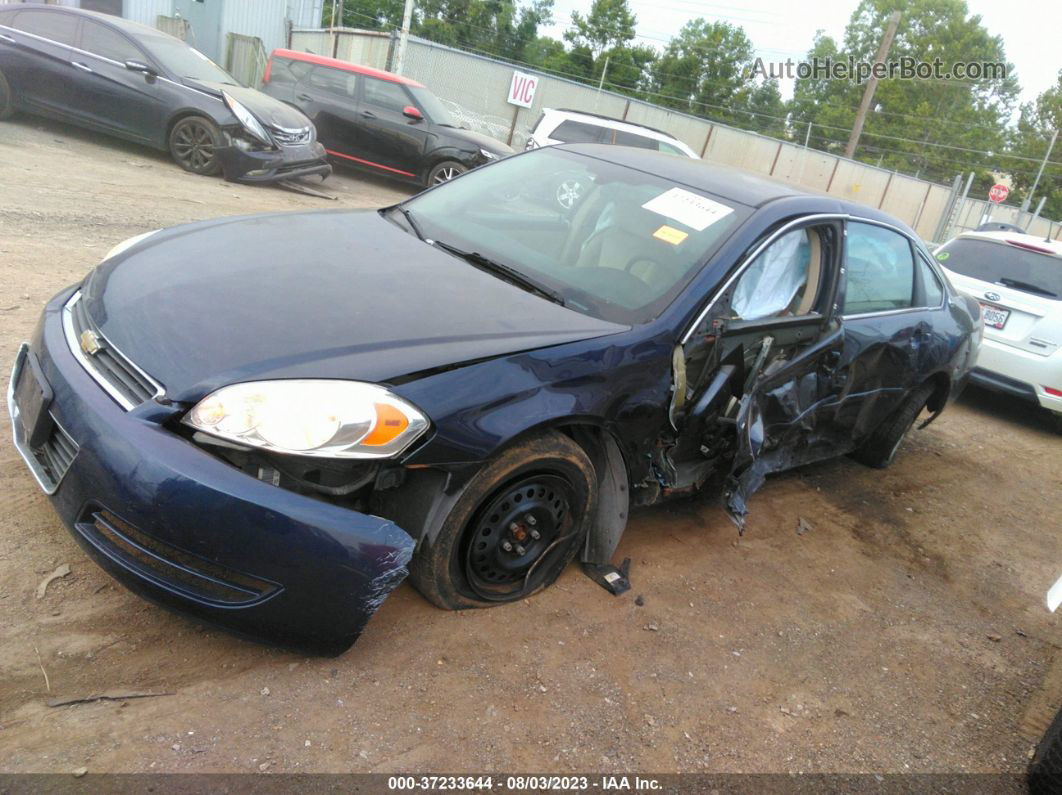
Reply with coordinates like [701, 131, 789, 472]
[427, 160, 466, 186]
[409, 432, 596, 610]
[168, 116, 222, 176]
[852, 382, 936, 469]
[0, 69, 14, 120]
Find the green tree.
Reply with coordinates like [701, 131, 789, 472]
[1005, 71, 1062, 220]
[334, 0, 553, 64]
[647, 19, 756, 125]
[787, 0, 1018, 183]
[564, 0, 636, 58]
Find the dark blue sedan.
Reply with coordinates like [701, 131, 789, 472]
[8, 145, 982, 653]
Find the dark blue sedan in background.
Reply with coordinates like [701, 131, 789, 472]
[8, 144, 981, 653]
[0, 4, 330, 183]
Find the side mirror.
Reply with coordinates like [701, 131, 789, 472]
[402, 105, 423, 121]
[125, 60, 157, 77]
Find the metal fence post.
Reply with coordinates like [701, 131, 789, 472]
[878, 171, 894, 209]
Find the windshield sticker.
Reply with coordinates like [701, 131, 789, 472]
[936, 251, 950, 261]
[642, 188, 733, 232]
[653, 225, 689, 245]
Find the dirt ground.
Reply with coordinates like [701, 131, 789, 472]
[0, 115, 1060, 776]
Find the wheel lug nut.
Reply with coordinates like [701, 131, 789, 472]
[526, 515, 537, 526]
[515, 544, 526, 555]
[509, 522, 519, 532]
[502, 541, 513, 552]
[530, 529, 541, 540]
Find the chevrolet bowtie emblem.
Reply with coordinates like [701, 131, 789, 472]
[79, 329, 102, 356]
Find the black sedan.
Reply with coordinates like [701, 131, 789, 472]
[262, 49, 512, 186]
[8, 145, 981, 653]
[0, 4, 331, 183]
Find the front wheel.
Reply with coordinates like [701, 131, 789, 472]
[168, 116, 222, 176]
[409, 432, 597, 610]
[852, 381, 936, 469]
[427, 160, 467, 186]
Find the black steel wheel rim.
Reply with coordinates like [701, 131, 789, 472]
[462, 473, 575, 600]
[173, 120, 216, 171]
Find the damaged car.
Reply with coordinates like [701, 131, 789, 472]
[0, 4, 331, 184]
[8, 144, 981, 653]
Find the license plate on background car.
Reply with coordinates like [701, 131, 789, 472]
[980, 303, 1010, 330]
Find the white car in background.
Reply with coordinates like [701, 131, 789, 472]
[934, 231, 1062, 431]
[525, 108, 699, 158]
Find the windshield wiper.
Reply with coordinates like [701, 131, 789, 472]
[998, 277, 1058, 298]
[431, 240, 566, 306]
[391, 206, 424, 240]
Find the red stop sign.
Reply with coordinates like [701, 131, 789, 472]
[988, 184, 1009, 203]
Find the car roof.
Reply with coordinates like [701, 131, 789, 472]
[546, 107, 675, 140]
[559, 143, 808, 206]
[954, 230, 1062, 258]
[4, 3, 171, 40]
[555, 144, 921, 234]
[270, 48, 424, 87]
[542, 108, 692, 148]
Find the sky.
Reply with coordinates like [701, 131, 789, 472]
[540, 0, 1059, 111]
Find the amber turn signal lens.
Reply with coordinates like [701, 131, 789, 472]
[362, 402, 410, 446]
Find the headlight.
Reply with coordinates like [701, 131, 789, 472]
[102, 229, 158, 262]
[479, 148, 497, 160]
[184, 380, 430, 459]
[222, 91, 272, 147]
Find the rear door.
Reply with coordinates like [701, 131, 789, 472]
[1, 9, 82, 118]
[351, 75, 429, 177]
[834, 221, 944, 441]
[673, 218, 845, 526]
[64, 18, 166, 143]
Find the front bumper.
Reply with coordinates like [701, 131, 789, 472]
[8, 287, 414, 654]
[971, 336, 1062, 415]
[218, 140, 332, 184]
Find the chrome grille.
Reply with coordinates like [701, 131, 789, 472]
[64, 292, 163, 410]
[269, 125, 312, 146]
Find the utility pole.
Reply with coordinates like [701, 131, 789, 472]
[844, 10, 901, 160]
[597, 55, 610, 93]
[1021, 129, 1057, 212]
[393, 0, 414, 75]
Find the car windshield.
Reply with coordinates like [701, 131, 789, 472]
[143, 34, 239, 85]
[401, 148, 749, 323]
[937, 237, 1062, 299]
[409, 86, 456, 126]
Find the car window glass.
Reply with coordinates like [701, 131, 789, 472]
[918, 254, 944, 306]
[844, 222, 915, 314]
[730, 228, 820, 321]
[405, 148, 750, 324]
[613, 130, 658, 150]
[363, 77, 409, 112]
[269, 57, 313, 85]
[80, 19, 143, 63]
[658, 141, 686, 156]
[551, 120, 606, 144]
[11, 10, 79, 46]
[308, 65, 356, 98]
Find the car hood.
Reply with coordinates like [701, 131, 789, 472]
[185, 79, 311, 129]
[82, 210, 625, 403]
[440, 126, 514, 155]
